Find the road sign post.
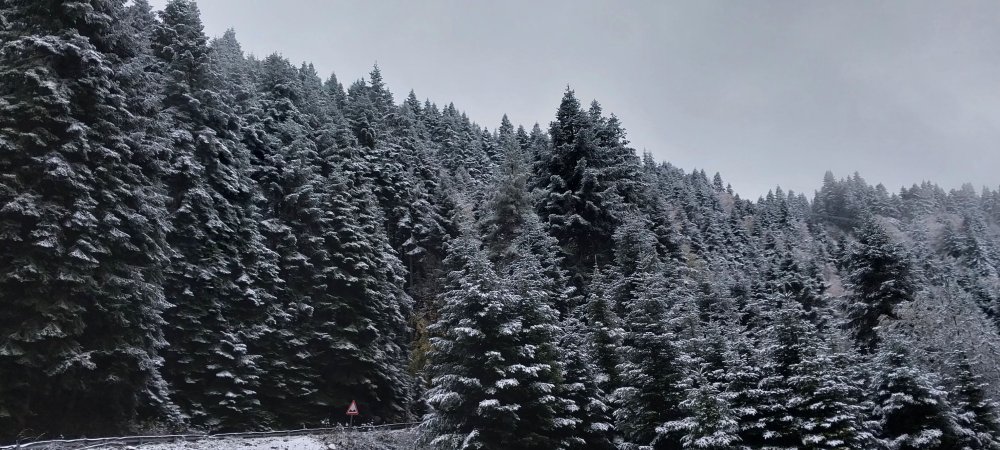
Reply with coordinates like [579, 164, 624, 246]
[346, 400, 359, 428]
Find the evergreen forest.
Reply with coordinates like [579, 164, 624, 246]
[3, 1, 1000, 449]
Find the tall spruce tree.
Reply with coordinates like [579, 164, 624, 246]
[422, 206, 567, 449]
[753, 295, 811, 449]
[152, 0, 280, 429]
[613, 259, 686, 449]
[872, 343, 964, 450]
[238, 53, 333, 425]
[759, 299, 874, 449]
[583, 267, 624, 393]
[558, 315, 616, 449]
[479, 128, 535, 267]
[843, 217, 916, 352]
[0, 0, 171, 437]
[948, 351, 1000, 449]
[661, 370, 742, 450]
[536, 89, 629, 285]
[663, 322, 743, 450]
[240, 54, 414, 425]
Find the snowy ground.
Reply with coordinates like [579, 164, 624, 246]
[134, 436, 324, 450]
[67, 429, 426, 450]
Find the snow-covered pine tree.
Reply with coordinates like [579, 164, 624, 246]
[236, 54, 414, 425]
[121, 0, 168, 157]
[558, 315, 616, 449]
[843, 217, 916, 353]
[661, 370, 742, 450]
[0, 0, 171, 437]
[752, 295, 809, 449]
[948, 351, 1000, 450]
[762, 245, 832, 329]
[636, 154, 683, 263]
[609, 212, 664, 316]
[613, 253, 686, 449]
[583, 266, 625, 394]
[239, 55, 331, 424]
[311, 166, 414, 424]
[311, 77, 418, 425]
[662, 322, 742, 450]
[587, 101, 643, 206]
[536, 89, 627, 284]
[202, 41, 321, 426]
[501, 214, 579, 448]
[786, 342, 875, 449]
[344, 68, 423, 255]
[118, 1, 185, 426]
[747, 277, 875, 450]
[151, 0, 281, 429]
[479, 126, 535, 269]
[207, 29, 256, 116]
[526, 122, 552, 193]
[872, 342, 964, 450]
[479, 130, 575, 315]
[422, 207, 565, 449]
[723, 333, 766, 447]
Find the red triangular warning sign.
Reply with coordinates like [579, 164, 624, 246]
[346, 400, 359, 416]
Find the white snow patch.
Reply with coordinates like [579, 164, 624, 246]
[135, 435, 326, 450]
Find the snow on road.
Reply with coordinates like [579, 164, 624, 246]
[137, 436, 326, 450]
[115, 429, 425, 450]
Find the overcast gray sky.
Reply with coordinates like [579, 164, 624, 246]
[149, 0, 1000, 199]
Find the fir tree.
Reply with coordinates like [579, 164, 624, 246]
[948, 351, 1000, 450]
[344, 68, 416, 252]
[0, 0, 171, 437]
[787, 348, 875, 449]
[872, 343, 964, 450]
[241, 54, 414, 425]
[152, 0, 279, 429]
[583, 267, 624, 393]
[842, 217, 916, 352]
[558, 316, 616, 450]
[312, 167, 414, 424]
[422, 206, 567, 449]
[661, 371, 742, 450]
[613, 262, 686, 449]
[753, 296, 810, 449]
[479, 131, 534, 268]
[723, 334, 767, 447]
[536, 89, 630, 284]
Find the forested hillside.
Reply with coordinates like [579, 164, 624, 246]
[3, 1, 1000, 449]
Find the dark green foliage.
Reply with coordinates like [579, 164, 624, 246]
[662, 371, 741, 450]
[948, 351, 1000, 449]
[558, 316, 616, 449]
[759, 300, 873, 449]
[422, 210, 569, 450]
[842, 217, 916, 352]
[152, 0, 279, 429]
[536, 89, 638, 284]
[872, 344, 964, 450]
[613, 266, 686, 449]
[663, 323, 743, 450]
[583, 268, 624, 393]
[238, 54, 413, 426]
[0, 0, 170, 437]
